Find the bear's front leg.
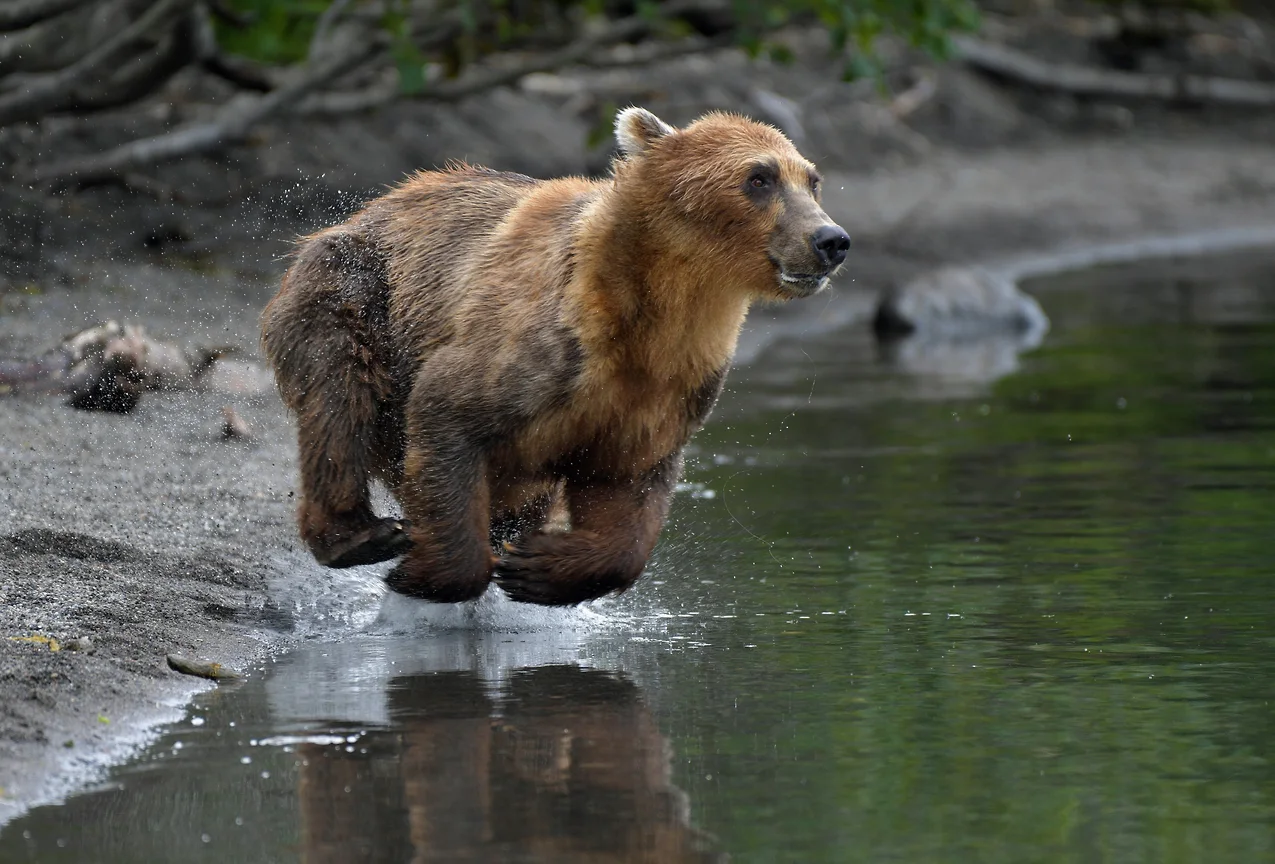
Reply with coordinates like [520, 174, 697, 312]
[386, 433, 496, 602]
[494, 454, 680, 606]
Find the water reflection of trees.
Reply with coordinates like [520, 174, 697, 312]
[297, 665, 722, 864]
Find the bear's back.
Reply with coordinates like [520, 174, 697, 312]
[374, 165, 537, 291]
[365, 166, 540, 357]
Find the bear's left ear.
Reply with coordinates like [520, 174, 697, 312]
[615, 107, 675, 159]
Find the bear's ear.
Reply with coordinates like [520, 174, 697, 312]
[615, 107, 675, 159]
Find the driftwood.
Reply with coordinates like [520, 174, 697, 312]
[0, 320, 234, 412]
[16, 0, 730, 185]
[0, 0, 194, 127]
[21, 36, 386, 185]
[0, 0, 91, 31]
[953, 34, 1275, 107]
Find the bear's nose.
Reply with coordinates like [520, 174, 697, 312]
[811, 225, 851, 269]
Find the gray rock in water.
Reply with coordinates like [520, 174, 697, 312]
[874, 265, 1050, 339]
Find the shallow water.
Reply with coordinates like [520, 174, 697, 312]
[4, 253, 1275, 863]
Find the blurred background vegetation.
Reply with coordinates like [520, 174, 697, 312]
[212, 0, 985, 73]
[2, 0, 1267, 187]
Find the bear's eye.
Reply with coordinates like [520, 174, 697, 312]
[749, 174, 770, 189]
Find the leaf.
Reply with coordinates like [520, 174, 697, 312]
[9, 634, 60, 652]
[391, 37, 427, 95]
[586, 101, 620, 150]
[635, 0, 662, 24]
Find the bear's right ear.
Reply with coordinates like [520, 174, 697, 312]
[615, 107, 675, 159]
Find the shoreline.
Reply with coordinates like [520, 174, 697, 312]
[3, 130, 1275, 828]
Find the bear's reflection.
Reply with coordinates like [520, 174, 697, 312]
[297, 665, 722, 863]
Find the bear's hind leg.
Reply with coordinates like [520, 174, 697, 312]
[494, 455, 680, 606]
[263, 230, 410, 569]
[293, 387, 410, 569]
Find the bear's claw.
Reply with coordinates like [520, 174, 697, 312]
[494, 536, 626, 606]
[315, 518, 413, 569]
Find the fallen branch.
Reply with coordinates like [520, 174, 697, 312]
[953, 34, 1275, 107]
[58, 16, 194, 116]
[579, 32, 733, 70]
[0, 14, 83, 76]
[0, 0, 192, 126]
[889, 71, 937, 119]
[22, 37, 386, 185]
[427, 0, 726, 101]
[295, 67, 398, 115]
[308, 0, 354, 60]
[302, 1, 731, 116]
[0, 0, 89, 31]
[20, 0, 729, 179]
[427, 15, 653, 102]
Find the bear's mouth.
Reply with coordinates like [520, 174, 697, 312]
[777, 270, 830, 295]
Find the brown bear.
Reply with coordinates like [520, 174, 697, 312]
[261, 107, 849, 606]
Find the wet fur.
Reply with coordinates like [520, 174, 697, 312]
[261, 109, 843, 605]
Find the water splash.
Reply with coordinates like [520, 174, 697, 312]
[372, 585, 629, 636]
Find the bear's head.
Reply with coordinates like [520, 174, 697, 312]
[613, 107, 849, 300]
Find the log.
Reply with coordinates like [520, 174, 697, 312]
[0, 0, 90, 31]
[22, 37, 385, 185]
[0, 0, 193, 127]
[953, 34, 1275, 107]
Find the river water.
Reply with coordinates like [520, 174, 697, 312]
[3, 253, 1275, 863]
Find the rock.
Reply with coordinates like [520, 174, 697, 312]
[220, 405, 252, 440]
[165, 654, 241, 682]
[63, 636, 94, 653]
[873, 265, 1050, 339]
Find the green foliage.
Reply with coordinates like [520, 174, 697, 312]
[213, 0, 981, 85]
[214, 0, 333, 65]
[740, 0, 981, 79]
